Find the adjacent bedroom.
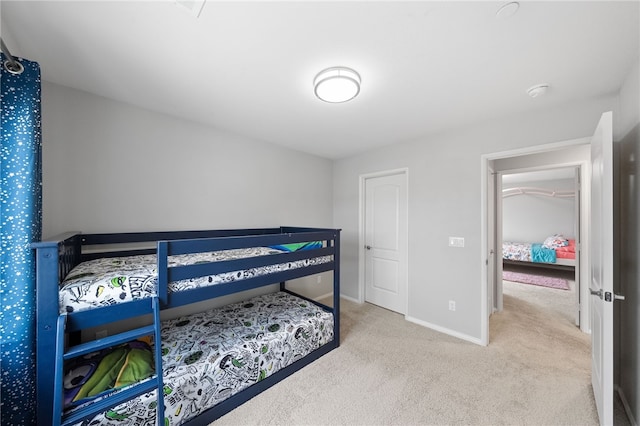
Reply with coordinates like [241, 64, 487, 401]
[501, 167, 579, 327]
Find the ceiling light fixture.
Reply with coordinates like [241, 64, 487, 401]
[314, 67, 361, 103]
[527, 83, 549, 98]
[496, 2, 520, 19]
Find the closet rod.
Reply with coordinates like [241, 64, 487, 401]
[1, 38, 24, 75]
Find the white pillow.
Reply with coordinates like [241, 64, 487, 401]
[542, 234, 569, 249]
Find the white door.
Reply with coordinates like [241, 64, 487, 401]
[364, 172, 407, 314]
[590, 111, 614, 426]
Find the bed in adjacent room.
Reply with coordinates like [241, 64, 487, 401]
[502, 234, 576, 271]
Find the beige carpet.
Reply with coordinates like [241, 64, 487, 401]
[214, 284, 606, 426]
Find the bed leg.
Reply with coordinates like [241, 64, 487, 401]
[35, 244, 60, 423]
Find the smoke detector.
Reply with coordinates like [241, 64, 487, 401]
[496, 2, 520, 19]
[527, 83, 549, 98]
[175, 0, 206, 18]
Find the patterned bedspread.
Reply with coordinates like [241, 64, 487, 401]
[502, 242, 557, 263]
[502, 242, 533, 262]
[71, 291, 334, 425]
[60, 248, 331, 314]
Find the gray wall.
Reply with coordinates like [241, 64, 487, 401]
[502, 178, 575, 243]
[41, 81, 333, 236]
[617, 57, 639, 425]
[40, 81, 335, 302]
[333, 95, 617, 342]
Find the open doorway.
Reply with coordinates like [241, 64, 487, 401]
[481, 112, 624, 425]
[481, 140, 592, 345]
[500, 167, 579, 327]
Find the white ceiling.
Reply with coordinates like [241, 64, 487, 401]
[2, 1, 639, 159]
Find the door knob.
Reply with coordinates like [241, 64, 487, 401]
[589, 288, 603, 299]
[590, 288, 625, 302]
[365, 245, 371, 250]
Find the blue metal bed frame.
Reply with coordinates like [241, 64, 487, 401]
[33, 226, 341, 425]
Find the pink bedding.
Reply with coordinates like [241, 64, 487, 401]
[555, 239, 576, 259]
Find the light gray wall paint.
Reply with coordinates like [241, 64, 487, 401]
[41, 81, 333, 235]
[502, 178, 575, 243]
[0, 19, 22, 57]
[40, 81, 335, 301]
[333, 95, 618, 341]
[617, 57, 639, 425]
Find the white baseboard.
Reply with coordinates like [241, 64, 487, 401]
[405, 315, 484, 346]
[339, 294, 360, 304]
[313, 292, 333, 302]
[616, 384, 638, 426]
[312, 293, 361, 304]
[336, 297, 482, 345]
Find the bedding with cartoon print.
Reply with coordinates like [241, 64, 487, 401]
[68, 291, 334, 425]
[60, 247, 331, 314]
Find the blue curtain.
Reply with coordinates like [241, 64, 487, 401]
[0, 53, 42, 425]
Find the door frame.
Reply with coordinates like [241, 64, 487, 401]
[487, 164, 496, 316]
[480, 138, 591, 345]
[358, 168, 409, 309]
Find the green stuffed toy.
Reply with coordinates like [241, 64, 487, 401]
[64, 340, 155, 407]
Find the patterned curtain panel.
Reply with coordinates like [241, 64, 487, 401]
[0, 53, 42, 425]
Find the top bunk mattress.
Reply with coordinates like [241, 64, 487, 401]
[60, 247, 331, 314]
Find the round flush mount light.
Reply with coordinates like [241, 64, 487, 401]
[527, 83, 549, 98]
[314, 67, 361, 103]
[496, 2, 520, 19]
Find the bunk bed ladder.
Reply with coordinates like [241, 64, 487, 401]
[52, 297, 165, 426]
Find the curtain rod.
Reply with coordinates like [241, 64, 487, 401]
[1, 38, 24, 75]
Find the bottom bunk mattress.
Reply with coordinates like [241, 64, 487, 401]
[66, 291, 334, 425]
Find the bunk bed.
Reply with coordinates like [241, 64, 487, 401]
[33, 226, 341, 425]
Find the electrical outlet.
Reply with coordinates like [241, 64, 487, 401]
[448, 237, 465, 248]
[317, 275, 322, 284]
[96, 330, 108, 339]
[448, 300, 456, 311]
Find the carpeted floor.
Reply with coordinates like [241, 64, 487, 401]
[502, 266, 577, 325]
[214, 285, 617, 425]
